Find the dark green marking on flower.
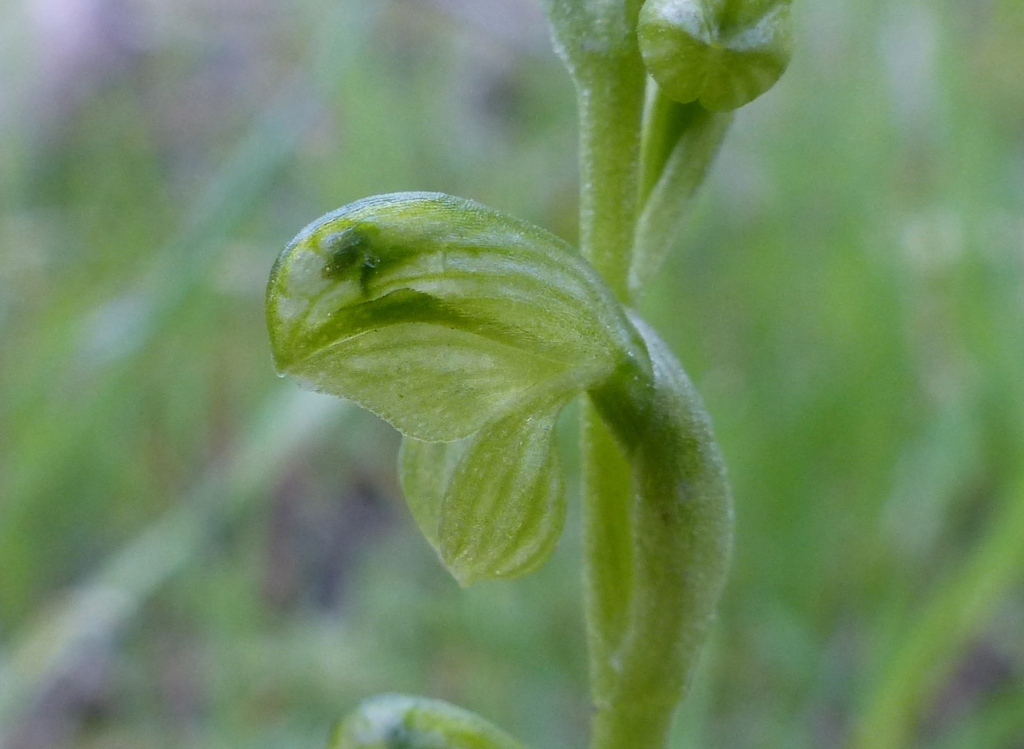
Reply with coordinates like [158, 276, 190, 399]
[321, 225, 381, 295]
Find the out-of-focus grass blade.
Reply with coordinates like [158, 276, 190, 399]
[0, 387, 348, 739]
[0, 0, 380, 522]
[928, 689, 1024, 749]
[850, 475, 1024, 749]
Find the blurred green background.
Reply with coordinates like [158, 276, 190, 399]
[1, 0, 1023, 747]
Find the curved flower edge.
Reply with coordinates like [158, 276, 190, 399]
[330, 694, 528, 749]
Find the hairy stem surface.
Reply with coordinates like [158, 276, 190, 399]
[586, 321, 733, 749]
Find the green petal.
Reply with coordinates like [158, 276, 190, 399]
[438, 393, 568, 586]
[399, 392, 570, 585]
[266, 192, 628, 441]
[639, 0, 793, 111]
[399, 436, 469, 550]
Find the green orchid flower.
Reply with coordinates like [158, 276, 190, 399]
[266, 0, 793, 745]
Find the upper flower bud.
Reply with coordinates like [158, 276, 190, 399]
[639, 0, 793, 111]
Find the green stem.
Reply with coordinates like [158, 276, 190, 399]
[580, 405, 635, 703]
[590, 697, 679, 749]
[547, 6, 732, 748]
[547, 0, 648, 303]
[553, 9, 652, 747]
[568, 24, 716, 749]
[585, 320, 733, 749]
[575, 59, 647, 302]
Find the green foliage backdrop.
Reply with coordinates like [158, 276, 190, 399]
[0, 0, 1022, 747]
